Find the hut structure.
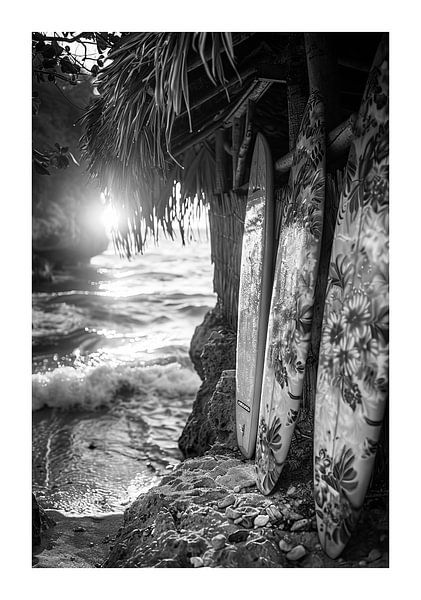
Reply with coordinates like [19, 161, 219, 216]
[82, 32, 387, 424]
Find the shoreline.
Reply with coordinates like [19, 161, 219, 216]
[33, 305, 388, 568]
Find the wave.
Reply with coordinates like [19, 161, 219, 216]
[32, 360, 201, 412]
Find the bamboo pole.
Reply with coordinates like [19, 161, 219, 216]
[274, 112, 356, 173]
[234, 100, 255, 188]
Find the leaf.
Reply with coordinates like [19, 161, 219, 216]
[68, 151, 80, 166]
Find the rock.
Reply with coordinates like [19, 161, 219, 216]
[225, 507, 242, 520]
[367, 548, 382, 563]
[288, 511, 305, 521]
[202, 548, 216, 567]
[254, 515, 270, 528]
[279, 539, 294, 553]
[286, 486, 297, 497]
[208, 370, 237, 450]
[290, 519, 310, 532]
[266, 505, 283, 523]
[286, 545, 307, 561]
[190, 556, 204, 568]
[88, 441, 97, 450]
[358, 560, 367, 567]
[211, 534, 226, 550]
[218, 494, 235, 509]
[179, 321, 236, 457]
[189, 306, 229, 380]
[236, 507, 260, 529]
[228, 530, 249, 544]
[73, 526, 86, 532]
[215, 464, 256, 490]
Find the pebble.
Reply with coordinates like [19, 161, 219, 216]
[228, 530, 249, 544]
[190, 556, 204, 568]
[286, 545, 307, 561]
[279, 539, 293, 553]
[88, 442, 97, 450]
[367, 548, 382, 563]
[211, 534, 226, 550]
[358, 560, 367, 567]
[89, 542, 94, 547]
[286, 486, 297, 497]
[315, 543, 322, 551]
[234, 517, 243, 525]
[233, 485, 242, 493]
[289, 512, 305, 521]
[290, 519, 309, 532]
[218, 495, 235, 509]
[225, 507, 241, 520]
[380, 533, 387, 543]
[95, 563, 102, 568]
[254, 515, 270, 528]
[73, 526, 86, 532]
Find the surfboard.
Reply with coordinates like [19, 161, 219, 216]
[236, 133, 274, 459]
[255, 91, 326, 494]
[313, 36, 389, 558]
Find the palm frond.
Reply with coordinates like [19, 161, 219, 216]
[81, 32, 237, 255]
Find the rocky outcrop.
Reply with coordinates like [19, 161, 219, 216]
[179, 308, 236, 457]
[189, 304, 233, 380]
[103, 448, 389, 568]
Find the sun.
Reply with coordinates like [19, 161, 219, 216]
[101, 204, 120, 234]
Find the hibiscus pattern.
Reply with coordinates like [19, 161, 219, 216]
[314, 36, 389, 558]
[256, 91, 326, 494]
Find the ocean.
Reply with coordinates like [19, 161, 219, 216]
[32, 232, 215, 515]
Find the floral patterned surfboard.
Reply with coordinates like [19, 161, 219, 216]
[255, 92, 326, 494]
[236, 133, 275, 458]
[313, 36, 389, 558]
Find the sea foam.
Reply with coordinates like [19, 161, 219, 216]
[32, 360, 201, 412]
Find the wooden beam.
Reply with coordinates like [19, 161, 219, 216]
[177, 66, 257, 120]
[275, 112, 357, 173]
[172, 79, 272, 156]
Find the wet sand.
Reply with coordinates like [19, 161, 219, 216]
[33, 510, 123, 568]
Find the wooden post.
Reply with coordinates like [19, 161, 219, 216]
[286, 33, 309, 150]
[304, 33, 341, 131]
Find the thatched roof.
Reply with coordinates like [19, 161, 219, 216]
[81, 32, 382, 255]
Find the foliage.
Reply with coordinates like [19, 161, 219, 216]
[32, 32, 121, 175]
